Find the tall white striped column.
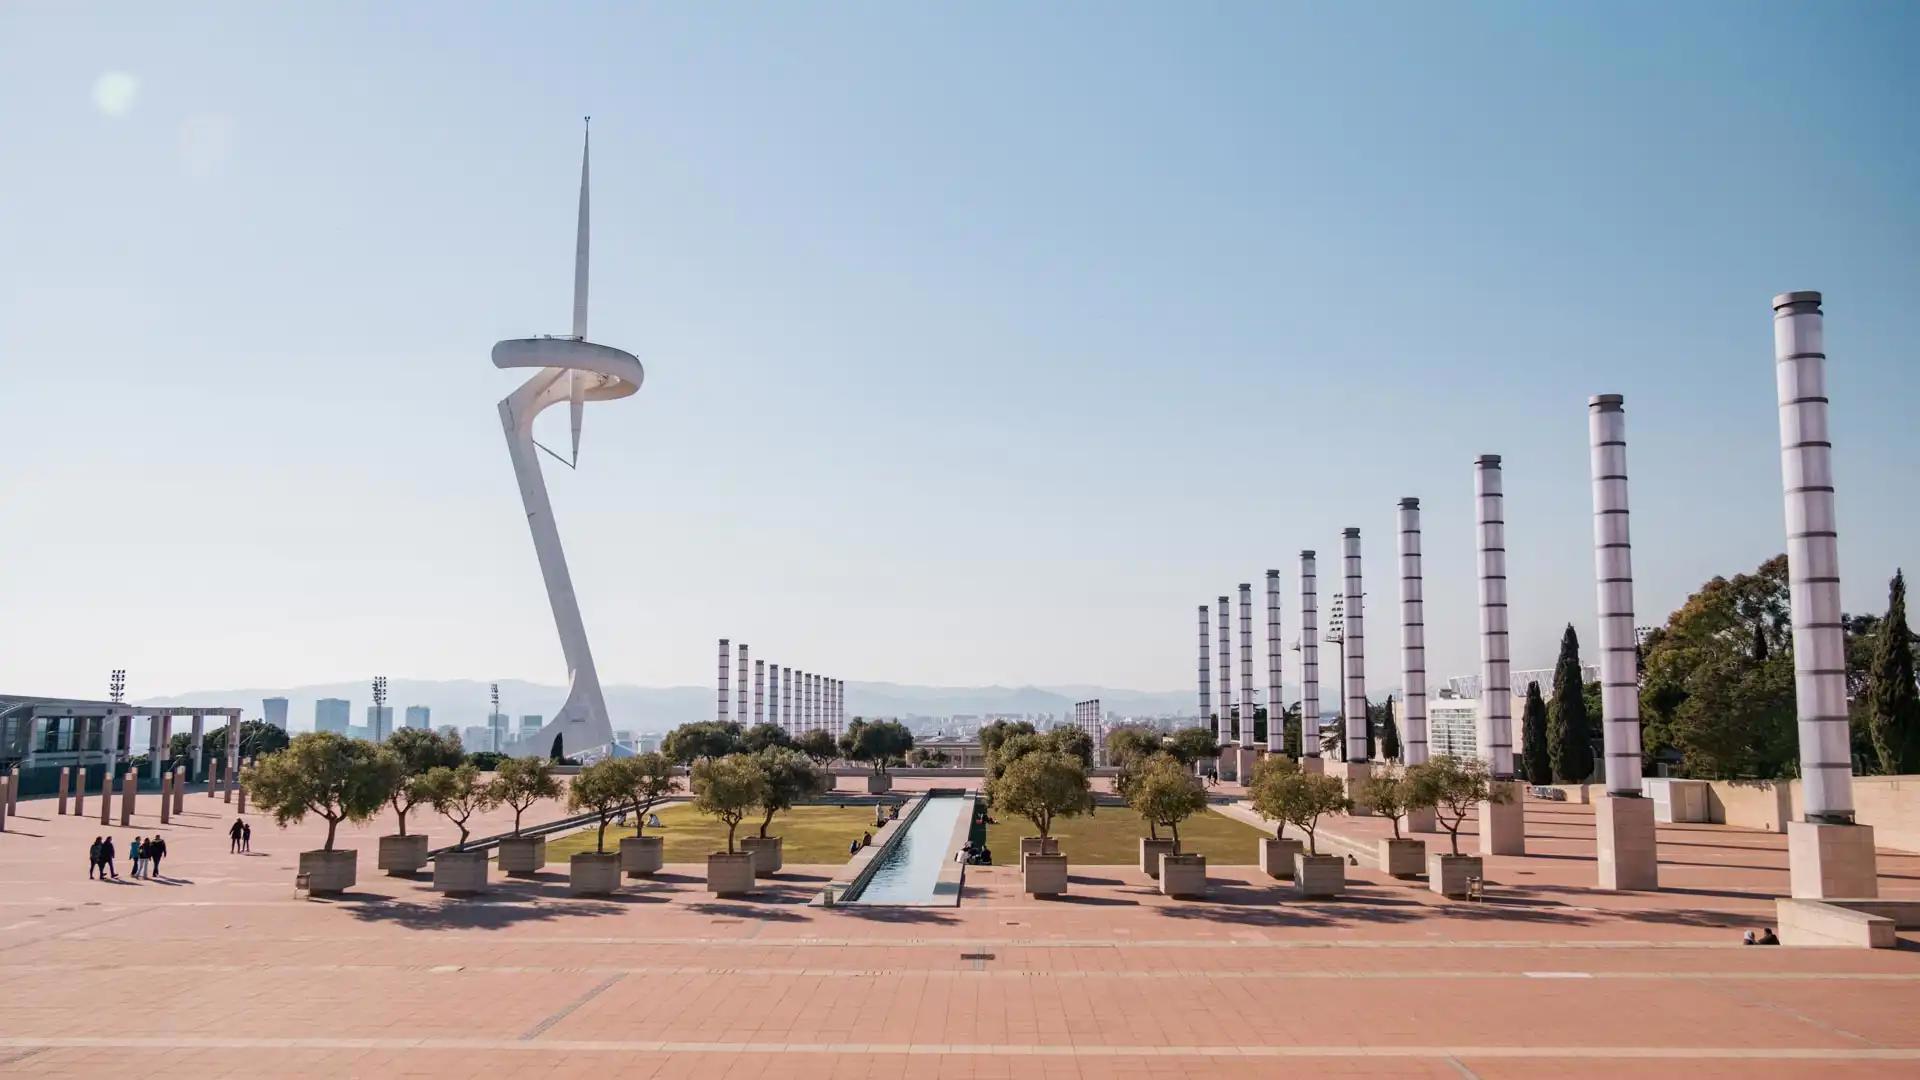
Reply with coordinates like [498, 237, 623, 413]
[717, 639, 731, 724]
[1589, 397, 1643, 794]
[810, 674, 819, 735]
[1398, 499, 1429, 766]
[1299, 552, 1321, 759]
[1216, 597, 1233, 745]
[1474, 456, 1515, 777]
[781, 667, 792, 732]
[1237, 583, 1254, 747]
[1197, 604, 1212, 735]
[1265, 570, 1283, 753]
[1342, 528, 1369, 763]
[1774, 292, 1860, 828]
[769, 664, 782, 733]
[737, 644, 749, 728]
[794, 670, 805, 733]
[754, 660, 765, 726]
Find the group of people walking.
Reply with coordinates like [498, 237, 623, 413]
[88, 834, 168, 879]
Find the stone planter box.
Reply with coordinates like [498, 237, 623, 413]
[707, 851, 756, 896]
[1380, 838, 1427, 879]
[1019, 836, 1060, 866]
[432, 850, 489, 896]
[741, 835, 784, 877]
[497, 836, 547, 877]
[569, 852, 621, 897]
[1139, 837, 1178, 878]
[866, 773, 893, 795]
[1429, 852, 1483, 898]
[1293, 852, 1345, 898]
[619, 835, 664, 877]
[1023, 852, 1068, 896]
[299, 849, 357, 896]
[377, 834, 430, 876]
[1159, 853, 1208, 899]
[1259, 837, 1304, 880]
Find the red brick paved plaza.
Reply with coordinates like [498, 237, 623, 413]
[4, 782, 1919, 1079]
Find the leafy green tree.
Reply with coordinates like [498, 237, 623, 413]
[740, 723, 794, 754]
[1165, 726, 1220, 767]
[1245, 754, 1302, 839]
[978, 719, 1037, 761]
[1548, 624, 1596, 783]
[492, 756, 561, 837]
[794, 729, 839, 765]
[1105, 726, 1166, 806]
[1356, 767, 1417, 839]
[691, 753, 767, 854]
[1252, 706, 1268, 747]
[1519, 681, 1551, 785]
[169, 719, 290, 767]
[989, 750, 1092, 841]
[1048, 725, 1096, 770]
[1253, 772, 1350, 855]
[752, 746, 831, 838]
[244, 732, 395, 851]
[464, 750, 506, 772]
[1867, 570, 1920, 774]
[839, 719, 914, 778]
[419, 764, 497, 850]
[1126, 752, 1208, 846]
[617, 752, 679, 836]
[907, 747, 951, 767]
[567, 758, 631, 854]
[1408, 754, 1505, 856]
[1378, 695, 1400, 763]
[663, 721, 743, 766]
[1282, 701, 1303, 758]
[379, 728, 464, 836]
[1363, 697, 1377, 761]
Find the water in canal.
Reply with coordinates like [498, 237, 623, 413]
[848, 795, 971, 904]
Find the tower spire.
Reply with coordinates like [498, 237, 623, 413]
[568, 116, 591, 464]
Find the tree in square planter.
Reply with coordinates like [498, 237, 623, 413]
[1127, 752, 1207, 891]
[692, 753, 767, 896]
[1355, 767, 1427, 879]
[244, 732, 394, 896]
[1266, 771, 1352, 898]
[616, 751, 678, 878]
[564, 758, 630, 897]
[1109, 729, 1174, 877]
[1247, 754, 1306, 879]
[1408, 754, 1500, 898]
[989, 749, 1091, 897]
[840, 718, 913, 795]
[375, 728, 464, 876]
[494, 756, 561, 877]
[421, 763, 498, 895]
[743, 747, 830, 878]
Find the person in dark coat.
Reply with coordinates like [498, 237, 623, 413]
[229, 818, 244, 853]
[147, 835, 167, 877]
[100, 836, 118, 879]
[89, 837, 104, 880]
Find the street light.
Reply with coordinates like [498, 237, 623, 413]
[372, 676, 389, 743]
[109, 669, 126, 704]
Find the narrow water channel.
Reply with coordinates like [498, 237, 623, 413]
[847, 795, 970, 904]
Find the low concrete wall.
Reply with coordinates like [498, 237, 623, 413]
[1707, 780, 1793, 834]
[1707, 775, 1920, 855]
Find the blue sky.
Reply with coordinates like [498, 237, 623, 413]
[3, 3, 1916, 703]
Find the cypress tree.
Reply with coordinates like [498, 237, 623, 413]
[1548, 623, 1596, 783]
[1868, 569, 1920, 774]
[1379, 694, 1401, 762]
[1364, 697, 1376, 761]
[1520, 681, 1551, 784]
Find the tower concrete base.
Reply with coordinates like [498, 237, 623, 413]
[1229, 746, 1260, 784]
[1400, 807, 1437, 834]
[1595, 793, 1658, 891]
[1788, 820, 1878, 900]
[1344, 760, 1374, 815]
[1298, 756, 1323, 775]
[1477, 782, 1525, 855]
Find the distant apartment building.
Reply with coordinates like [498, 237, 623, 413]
[489, 712, 509, 751]
[315, 698, 351, 735]
[519, 715, 542, 738]
[262, 697, 289, 730]
[367, 705, 393, 743]
[435, 724, 460, 740]
[461, 725, 494, 754]
[404, 705, 431, 730]
[1428, 693, 1480, 759]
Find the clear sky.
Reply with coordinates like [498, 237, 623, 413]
[3, 3, 1916, 703]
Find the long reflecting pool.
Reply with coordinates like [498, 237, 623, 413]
[847, 795, 971, 904]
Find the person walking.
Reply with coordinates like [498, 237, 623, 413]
[241, 822, 252, 852]
[228, 818, 244, 854]
[129, 837, 145, 879]
[100, 835, 118, 879]
[148, 835, 167, 877]
[88, 837, 104, 880]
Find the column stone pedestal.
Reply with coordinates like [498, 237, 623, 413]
[1231, 746, 1260, 784]
[1595, 793, 1658, 890]
[1345, 761, 1374, 816]
[1299, 756, 1324, 775]
[1477, 782, 1525, 855]
[172, 768, 186, 814]
[1788, 821, 1878, 899]
[120, 769, 136, 827]
[160, 774, 172, 824]
[57, 767, 71, 815]
[1400, 807, 1437, 834]
[99, 773, 112, 825]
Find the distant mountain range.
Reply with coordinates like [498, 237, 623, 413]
[138, 678, 1210, 735]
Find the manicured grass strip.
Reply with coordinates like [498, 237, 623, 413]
[984, 805, 1268, 865]
[544, 802, 878, 864]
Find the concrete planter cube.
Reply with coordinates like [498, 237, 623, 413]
[497, 836, 547, 877]
[1159, 853, 1208, 899]
[619, 835, 664, 878]
[866, 773, 893, 795]
[707, 851, 756, 896]
[1293, 853, 1345, 898]
[1018, 836, 1060, 867]
[1428, 852, 1483, 898]
[432, 850, 490, 896]
[299, 849, 357, 896]
[1259, 838, 1304, 880]
[1139, 837, 1178, 878]
[741, 835, 784, 877]
[1380, 838, 1427, 879]
[569, 852, 622, 897]
[1023, 852, 1069, 896]
[377, 834, 430, 876]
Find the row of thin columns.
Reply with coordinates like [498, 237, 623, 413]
[719, 640, 845, 738]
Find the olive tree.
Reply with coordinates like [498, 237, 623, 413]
[1126, 752, 1208, 845]
[1355, 767, 1417, 840]
[620, 751, 679, 837]
[691, 753, 767, 854]
[420, 763, 497, 850]
[752, 746, 831, 839]
[988, 750, 1092, 841]
[663, 721, 743, 766]
[244, 732, 396, 851]
[1253, 772, 1350, 855]
[840, 719, 914, 779]
[379, 728, 464, 837]
[1406, 754, 1504, 856]
[493, 756, 561, 837]
[1245, 754, 1303, 839]
[567, 758, 632, 854]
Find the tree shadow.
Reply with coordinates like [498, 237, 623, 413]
[1070, 875, 1127, 886]
[334, 895, 633, 929]
[832, 906, 962, 923]
[1038, 893, 1139, 907]
[1153, 903, 1345, 927]
[684, 901, 809, 922]
[1644, 883, 1778, 901]
[1620, 906, 1752, 929]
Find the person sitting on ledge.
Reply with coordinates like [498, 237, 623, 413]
[862, 831, 872, 848]
[1742, 931, 1757, 945]
[848, 838, 860, 856]
[1757, 928, 1779, 945]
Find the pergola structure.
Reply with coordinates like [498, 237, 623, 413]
[0, 694, 244, 785]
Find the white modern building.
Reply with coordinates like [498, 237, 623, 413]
[1427, 693, 1480, 759]
[462, 725, 495, 753]
[404, 705, 431, 730]
[315, 698, 351, 735]
[366, 705, 393, 743]
[263, 697, 289, 730]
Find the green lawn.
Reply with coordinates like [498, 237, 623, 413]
[543, 802, 878, 864]
[984, 805, 1268, 865]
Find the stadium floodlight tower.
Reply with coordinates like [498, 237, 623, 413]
[492, 119, 639, 760]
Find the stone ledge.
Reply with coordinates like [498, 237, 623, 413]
[1775, 898, 1898, 949]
